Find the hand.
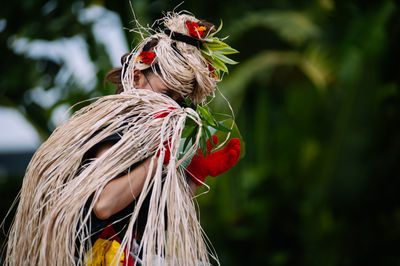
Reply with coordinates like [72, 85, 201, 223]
[186, 135, 241, 186]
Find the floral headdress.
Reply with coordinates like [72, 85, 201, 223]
[134, 50, 156, 69]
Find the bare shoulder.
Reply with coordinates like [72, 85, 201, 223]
[94, 140, 117, 158]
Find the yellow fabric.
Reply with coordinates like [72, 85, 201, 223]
[86, 238, 125, 266]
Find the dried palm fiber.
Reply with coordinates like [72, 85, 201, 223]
[6, 11, 221, 266]
[5, 89, 216, 265]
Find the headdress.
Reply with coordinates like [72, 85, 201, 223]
[5, 11, 241, 266]
[122, 12, 238, 105]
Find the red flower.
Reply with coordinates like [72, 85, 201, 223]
[206, 59, 217, 78]
[186, 21, 206, 38]
[207, 63, 215, 72]
[138, 51, 156, 64]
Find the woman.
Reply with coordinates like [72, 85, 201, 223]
[6, 11, 241, 265]
[92, 59, 198, 222]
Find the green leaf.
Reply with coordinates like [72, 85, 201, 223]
[200, 129, 208, 158]
[218, 47, 239, 54]
[182, 136, 191, 153]
[214, 121, 232, 132]
[202, 53, 229, 73]
[216, 19, 223, 34]
[203, 123, 215, 148]
[182, 126, 197, 152]
[208, 19, 223, 37]
[214, 69, 221, 80]
[214, 112, 233, 119]
[184, 117, 197, 127]
[197, 105, 216, 126]
[213, 52, 239, 65]
[206, 39, 230, 50]
[182, 125, 196, 138]
[201, 48, 213, 57]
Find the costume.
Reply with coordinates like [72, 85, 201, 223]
[5, 11, 242, 265]
[76, 132, 152, 265]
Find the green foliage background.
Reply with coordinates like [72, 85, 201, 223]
[1, 0, 400, 265]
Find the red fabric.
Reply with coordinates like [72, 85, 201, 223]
[187, 135, 241, 186]
[123, 249, 135, 266]
[154, 107, 176, 164]
[153, 107, 176, 119]
[155, 140, 171, 164]
[98, 223, 121, 242]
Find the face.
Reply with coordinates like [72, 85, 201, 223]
[134, 69, 181, 100]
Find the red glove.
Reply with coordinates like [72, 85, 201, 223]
[186, 135, 241, 186]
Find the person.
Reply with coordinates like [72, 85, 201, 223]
[91, 57, 196, 222]
[5, 11, 241, 265]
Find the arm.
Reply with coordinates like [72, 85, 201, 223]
[92, 142, 197, 220]
[93, 142, 156, 220]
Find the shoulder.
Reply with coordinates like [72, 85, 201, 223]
[93, 140, 117, 158]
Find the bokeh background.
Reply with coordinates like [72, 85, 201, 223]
[1, 0, 400, 265]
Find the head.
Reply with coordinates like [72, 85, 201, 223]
[105, 12, 221, 105]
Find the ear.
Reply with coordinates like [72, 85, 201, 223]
[133, 69, 142, 87]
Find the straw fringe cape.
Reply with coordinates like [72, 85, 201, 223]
[6, 89, 212, 265]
